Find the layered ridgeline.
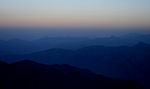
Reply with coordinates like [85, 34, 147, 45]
[0, 60, 144, 89]
[0, 34, 150, 56]
[0, 42, 150, 88]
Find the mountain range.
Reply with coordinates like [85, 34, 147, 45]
[0, 42, 150, 88]
[0, 34, 150, 56]
[0, 60, 145, 89]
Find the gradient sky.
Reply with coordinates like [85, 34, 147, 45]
[0, 0, 150, 28]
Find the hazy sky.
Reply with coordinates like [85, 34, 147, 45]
[0, 0, 150, 28]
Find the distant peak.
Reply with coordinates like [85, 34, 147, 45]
[12, 60, 39, 65]
[44, 48, 73, 53]
[7, 39, 29, 42]
[78, 45, 105, 51]
[135, 42, 150, 47]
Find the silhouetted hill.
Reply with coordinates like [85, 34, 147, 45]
[0, 43, 150, 88]
[0, 60, 145, 89]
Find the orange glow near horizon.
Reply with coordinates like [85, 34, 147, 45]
[0, 0, 150, 29]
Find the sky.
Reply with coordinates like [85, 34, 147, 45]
[0, 0, 150, 28]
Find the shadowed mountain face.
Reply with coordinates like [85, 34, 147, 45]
[0, 60, 145, 89]
[0, 42, 150, 88]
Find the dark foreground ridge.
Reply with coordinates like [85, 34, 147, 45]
[0, 60, 145, 89]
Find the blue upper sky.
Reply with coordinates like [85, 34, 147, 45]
[0, 0, 150, 28]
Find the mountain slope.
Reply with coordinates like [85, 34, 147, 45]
[1, 34, 150, 56]
[0, 60, 145, 89]
[0, 43, 150, 88]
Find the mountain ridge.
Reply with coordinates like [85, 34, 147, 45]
[0, 60, 145, 89]
[0, 43, 150, 88]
